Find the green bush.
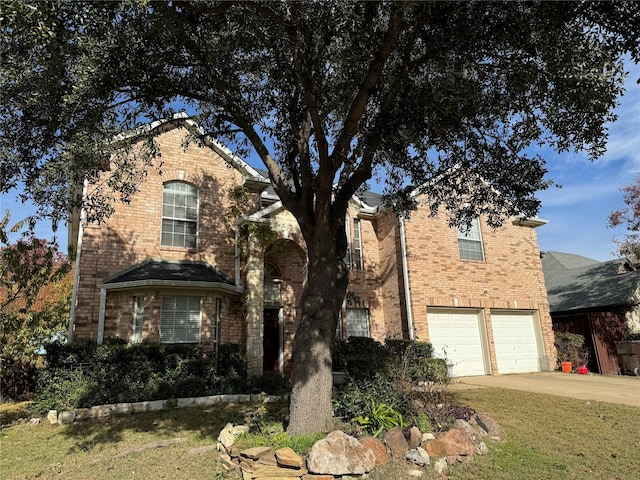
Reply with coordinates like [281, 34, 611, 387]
[32, 342, 252, 413]
[332, 337, 391, 379]
[248, 371, 290, 395]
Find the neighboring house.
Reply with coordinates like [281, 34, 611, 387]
[541, 251, 640, 375]
[68, 116, 556, 377]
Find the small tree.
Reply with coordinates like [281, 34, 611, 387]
[609, 177, 640, 260]
[0, 214, 72, 401]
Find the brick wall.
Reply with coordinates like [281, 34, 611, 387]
[73, 123, 251, 343]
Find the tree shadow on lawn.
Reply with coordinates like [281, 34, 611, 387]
[59, 400, 289, 454]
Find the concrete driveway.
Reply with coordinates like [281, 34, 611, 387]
[451, 372, 640, 408]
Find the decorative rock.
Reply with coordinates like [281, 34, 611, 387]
[47, 410, 57, 424]
[422, 432, 435, 442]
[218, 423, 237, 449]
[407, 426, 423, 448]
[240, 446, 274, 460]
[275, 447, 304, 468]
[440, 428, 476, 464]
[384, 427, 410, 460]
[423, 439, 447, 458]
[58, 410, 76, 424]
[433, 457, 448, 474]
[404, 447, 430, 466]
[360, 436, 389, 466]
[231, 425, 250, 436]
[29, 418, 41, 425]
[251, 465, 308, 477]
[115, 402, 132, 414]
[302, 475, 334, 480]
[75, 408, 92, 420]
[453, 419, 488, 454]
[306, 430, 376, 476]
[473, 413, 506, 442]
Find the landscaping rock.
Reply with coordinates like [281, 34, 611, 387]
[275, 447, 304, 468]
[29, 417, 41, 425]
[75, 408, 91, 420]
[251, 465, 308, 477]
[422, 432, 435, 442]
[218, 423, 236, 450]
[384, 427, 410, 460]
[433, 457, 448, 474]
[306, 430, 376, 476]
[301, 475, 334, 480]
[423, 438, 447, 458]
[407, 426, 423, 448]
[58, 410, 76, 424]
[440, 428, 476, 464]
[240, 446, 274, 461]
[454, 419, 488, 454]
[359, 437, 389, 466]
[472, 413, 506, 442]
[404, 447, 430, 466]
[47, 410, 57, 424]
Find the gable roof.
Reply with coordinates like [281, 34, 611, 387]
[541, 251, 640, 313]
[99, 259, 241, 294]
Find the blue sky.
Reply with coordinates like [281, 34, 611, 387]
[1, 63, 638, 262]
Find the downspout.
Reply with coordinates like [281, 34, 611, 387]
[399, 217, 415, 340]
[67, 178, 89, 344]
[97, 288, 107, 344]
[235, 220, 243, 288]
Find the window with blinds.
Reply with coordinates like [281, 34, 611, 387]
[345, 307, 370, 338]
[457, 217, 485, 261]
[160, 295, 202, 343]
[353, 218, 363, 270]
[161, 181, 198, 248]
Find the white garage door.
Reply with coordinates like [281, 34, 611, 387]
[427, 309, 487, 377]
[491, 312, 541, 374]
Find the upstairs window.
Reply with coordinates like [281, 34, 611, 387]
[353, 218, 363, 270]
[161, 181, 198, 248]
[457, 217, 485, 261]
[344, 216, 352, 268]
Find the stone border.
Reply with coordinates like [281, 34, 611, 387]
[48, 393, 284, 425]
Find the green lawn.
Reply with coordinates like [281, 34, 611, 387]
[2, 388, 638, 479]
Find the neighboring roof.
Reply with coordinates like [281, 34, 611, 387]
[542, 251, 640, 313]
[100, 259, 240, 293]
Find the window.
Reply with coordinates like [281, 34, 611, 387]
[161, 181, 198, 248]
[344, 216, 352, 268]
[132, 296, 145, 343]
[457, 217, 485, 261]
[264, 261, 282, 303]
[345, 308, 369, 338]
[353, 218, 363, 270]
[160, 295, 202, 343]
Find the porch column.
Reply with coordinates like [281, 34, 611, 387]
[245, 236, 265, 377]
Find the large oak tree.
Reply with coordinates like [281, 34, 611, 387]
[2, 1, 639, 434]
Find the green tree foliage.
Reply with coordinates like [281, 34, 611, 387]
[1, 0, 638, 433]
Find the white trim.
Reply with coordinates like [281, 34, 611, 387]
[68, 178, 88, 343]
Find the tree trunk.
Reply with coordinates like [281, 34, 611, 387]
[286, 232, 348, 436]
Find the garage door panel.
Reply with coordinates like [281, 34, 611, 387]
[492, 313, 541, 374]
[428, 310, 487, 377]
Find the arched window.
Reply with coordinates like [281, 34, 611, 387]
[161, 181, 198, 248]
[264, 261, 282, 303]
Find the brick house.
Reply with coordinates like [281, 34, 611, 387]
[68, 117, 556, 377]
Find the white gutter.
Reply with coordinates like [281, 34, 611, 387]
[67, 178, 88, 344]
[399, 217, 415, 340]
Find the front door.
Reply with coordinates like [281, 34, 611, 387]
[263, 309, 280, 373]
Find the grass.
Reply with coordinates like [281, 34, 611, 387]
[2, 388, 639, 479]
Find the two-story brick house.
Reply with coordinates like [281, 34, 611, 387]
[68, 116, 556, 377]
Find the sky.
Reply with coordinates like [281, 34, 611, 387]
[1, 63, 638, 262]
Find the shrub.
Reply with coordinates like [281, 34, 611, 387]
[554, 331, 586, 369]
[0, 356, 39, 402]
[356, 399, 405, 437]
[248, 371, 290, 395]
[32, 342, 249, 412]
[332, 337, 391, 379]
